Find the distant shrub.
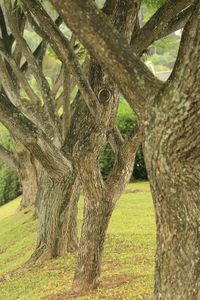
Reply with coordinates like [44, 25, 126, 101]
[0, 124, 21, 206]
[0, 164, 21, 206]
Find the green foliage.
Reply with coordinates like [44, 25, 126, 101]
[0, 124, 21, 206]
[0, 166, 21, 206]
[100, 99, 147, 181]
[132, 145, 147, 181]
[0, 182, 155, 299]
[100, 143, 115, 179]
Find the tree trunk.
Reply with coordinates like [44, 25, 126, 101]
[71, 0, 140, 292]
[57, 178, 80, 255]
[73, 196, 113, 292]
[144, 118, 200, 299]
[27, 171, 77, 264]
[143, 65, 200, 298]
[15, 143, 39, 210]
[151, 179, 200, 299]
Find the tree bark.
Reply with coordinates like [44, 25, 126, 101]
[57, 178, 80, 255]
[143, 6, 200, 298]
[73, 195, 113, 292]
[144, 120, 200, 299]
[27, 171, 77, 264]
[15, 143, 39, 210]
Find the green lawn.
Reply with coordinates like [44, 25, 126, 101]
[0, 181, 155, 300]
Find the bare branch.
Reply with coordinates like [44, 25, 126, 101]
[107, 126, 124, 153]
[156, 5, 193, 40]
[0, 56, 21, 106]
[49, 0, 162, 119]
[1, 49, 41, 106]
[62, 67, 71, 139]
[0, 56, 54, 137]
[22, 0, 102, 118]
[111, 0, 141, 43]
[4, 1, 58, 133]
[131, 0, 193, 55]
[0, 91, 72, 178]
[168, 3, 200, 91]
[106, 128, 141, 203]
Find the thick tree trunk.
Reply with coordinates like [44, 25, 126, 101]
[73, 196, 113, 292]
[151, 179, 200, 299]
[144, 62, 200, 299]
[144, 120, 200, 299]
[16, 144, 39, 210]
[28, 171, 77, 264]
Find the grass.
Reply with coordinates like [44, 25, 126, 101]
[0, 181, 155, 300]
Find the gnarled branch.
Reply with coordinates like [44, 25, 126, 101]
[22, 0, 102, 119]
[49, 0, 162, 119]
[0, 92, 72, 178]
[131, 0, 193, 55]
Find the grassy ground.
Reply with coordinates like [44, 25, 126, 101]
[0, 181, 155, 300]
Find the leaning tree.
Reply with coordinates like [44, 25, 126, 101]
[48, 0, 200, 299]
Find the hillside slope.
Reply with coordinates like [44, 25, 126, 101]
[0, 182, 155, 300]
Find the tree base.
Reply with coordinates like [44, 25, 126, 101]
[73, 276, 100, 293]
[25, 247, 53, 266]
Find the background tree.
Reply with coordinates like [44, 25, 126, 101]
[0, 0, 139, 268]
[0, 0, 80, 262]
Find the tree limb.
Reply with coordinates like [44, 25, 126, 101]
[156, 5, 193, 41]
[4, 1, 58, 133]
[167, 3, 200, 94]
[106, 128, 141, 203]
[107, 126, 124, 154]
[0, 56, 54, 137]
[21, 16, 62, 73]
[49, 0, 162, 119]
[131, 0, 193, 55]
[22, 0, 102, 119]
[62, 67, 72, 139]
[0, 49, 41, 106]
[0, 91, 72, 178]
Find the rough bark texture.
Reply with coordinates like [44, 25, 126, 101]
[28, 171, 77, 264]
[144, 99, 200, 299]
[15, 142, 38, 210]
[57, 178, 80, 255]
[143, 6, 200, 298]
[73, 194, 113, 291]
[50, 0, 162, 119]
